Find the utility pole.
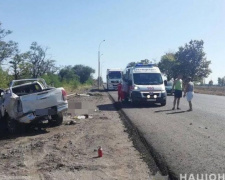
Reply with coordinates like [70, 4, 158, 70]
[101, 60, 105, 83]
[98, 40, 105, 89]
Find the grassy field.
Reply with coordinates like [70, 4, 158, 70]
[195, 85, 225, 96]
[63, 84, 92, 94]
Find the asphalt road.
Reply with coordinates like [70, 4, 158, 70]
[107, 90, 225, 177]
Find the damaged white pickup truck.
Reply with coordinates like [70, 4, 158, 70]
[0, 78, 68, 134]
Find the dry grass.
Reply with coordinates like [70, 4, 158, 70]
[64, 84, 92, 94]
[195, 86, 225, 96]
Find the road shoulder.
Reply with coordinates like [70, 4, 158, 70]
[0, 88, 152, 180]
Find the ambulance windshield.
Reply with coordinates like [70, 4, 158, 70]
[133, 73, 163, 85]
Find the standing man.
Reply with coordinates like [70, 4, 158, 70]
[172, 74, 183, 110]
[183, 77, 194, 111]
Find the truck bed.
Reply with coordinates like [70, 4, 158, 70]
[19, 87, 66, 114]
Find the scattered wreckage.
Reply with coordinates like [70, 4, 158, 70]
[0, 78, 68, 134]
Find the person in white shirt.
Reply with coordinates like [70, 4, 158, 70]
[183, 77, 194, 111]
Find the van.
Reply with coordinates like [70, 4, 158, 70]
[122, 64, 166, 106]
[164, 80, 174, 95]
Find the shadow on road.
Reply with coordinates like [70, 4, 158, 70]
[98, 102, 162, 112]
[97, 103, 117, 111]
[154, 109, 174, 113]
[90, 88, 107, 93]
[121, 102, 162, 109]
[166, 111, 186, 114]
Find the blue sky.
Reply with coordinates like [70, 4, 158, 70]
[0, 0, 224, 83]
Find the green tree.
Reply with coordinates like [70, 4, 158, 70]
[73, 65, 95, 83]
[175, 40, 211, 80]
[222, 78, 225, 86]
[9, 54, 23, 80]
[27, 42, 58, 78]
[9, 52, 30, 79]
[126, 62, 136, 68]
[0, 67, 12, 88]
[0, 22, 18, 64]
[208, 80, 213, 86]
[218, 77, 225, 86]
[41, 73, 62, 87]
[139, 59, 150, 64]
[158, 53, 176, 81]
[218, 77, 221, 86]
[127, 59, 155, 68]
[58, 66, 80, 82]
[85, 77, 94, 85]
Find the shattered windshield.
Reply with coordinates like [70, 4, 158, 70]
[133, 73, 163, 85]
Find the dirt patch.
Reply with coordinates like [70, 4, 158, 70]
[0, 88, 153, 180]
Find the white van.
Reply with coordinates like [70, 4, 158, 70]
[122, 64, 167, 106]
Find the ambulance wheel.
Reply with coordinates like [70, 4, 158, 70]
[131, 97, 138, 106]
[123, 94, 129, 103]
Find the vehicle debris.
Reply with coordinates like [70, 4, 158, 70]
[65, 120, 76, 125]
[76, 116, 86, 119]
[76, 93, 90, 97]
[73, 114, 93, 119]
[84, 114, 93, 119]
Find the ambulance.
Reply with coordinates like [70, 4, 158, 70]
[122, 64, 167, 106]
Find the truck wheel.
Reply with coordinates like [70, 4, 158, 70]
[161, 101, 166, 106]
[0, 112, 7, 133]
[7, 118, 19, 134]
[50, 112, 63, 126]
